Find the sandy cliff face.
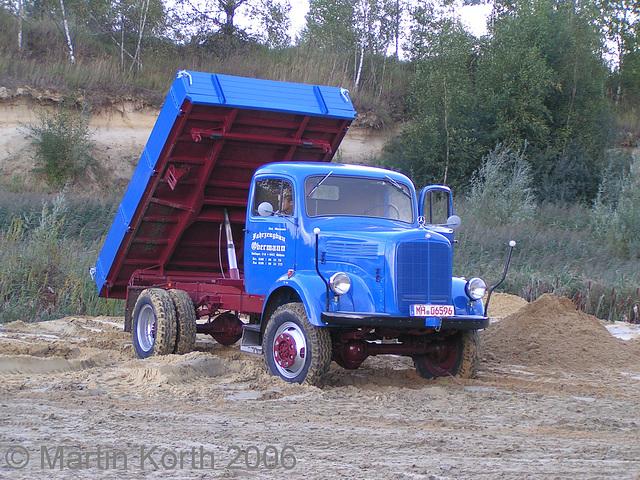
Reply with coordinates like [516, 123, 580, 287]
[0, 95, 394, 190]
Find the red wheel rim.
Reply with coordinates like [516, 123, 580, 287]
[419, 336, 459, 376]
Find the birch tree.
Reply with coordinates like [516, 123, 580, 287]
[17, 0, 24, 52]
[59, 0, 75, 64]
[305, 0, 395, 90]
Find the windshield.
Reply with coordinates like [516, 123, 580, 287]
[305, 175, 414, 223]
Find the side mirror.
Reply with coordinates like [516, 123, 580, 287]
[257, 202, 274, 217]
[447, 215, 461, 231]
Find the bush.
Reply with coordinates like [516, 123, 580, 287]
[28, 107, 95, 188]
[467, 144, 536, 224]
[0, 193, 122, 323]
[593, 181, 640, 259]
[592, 149, 640, 258]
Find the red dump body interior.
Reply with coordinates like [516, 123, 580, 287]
[103, 98, 352, 301]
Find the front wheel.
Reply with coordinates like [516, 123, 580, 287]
[132, 288, 177, 358]
[263, 303, 332, 386]
[413, 330, 481, 379]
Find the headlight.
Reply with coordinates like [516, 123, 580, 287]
[329, 272, 351, 295]
[465, 277, 486, 301]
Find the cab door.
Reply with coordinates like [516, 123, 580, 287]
[418, 185, 457, 243]
[244, 176, 298, 295]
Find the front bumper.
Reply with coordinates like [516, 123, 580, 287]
[321, 312, 489, 330]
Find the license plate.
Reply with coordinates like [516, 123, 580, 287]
[410, 304, 454, 317]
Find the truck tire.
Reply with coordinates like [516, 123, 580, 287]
[263, 303, 332, 387]
[132, 288, 177, 359]
[413, 330, 481, 379]
[168, 289, 197, 354]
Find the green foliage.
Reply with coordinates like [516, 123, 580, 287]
[467, 144, 536, 224]
[479, 0, 610, 203]
[27, 107, 95, 188]
[0, 192, 122, 323]
[455, 188, 640, 323]
[249, 0, 291, 49]
[380, 11, 484, 191]
[304, 0, 357, 50]
[592, 150, 640, 258]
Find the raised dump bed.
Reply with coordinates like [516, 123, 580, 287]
[94, 70, 356, 299]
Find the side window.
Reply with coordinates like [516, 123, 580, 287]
[422, 189, 451, 225]
[253, 178, 294, 217]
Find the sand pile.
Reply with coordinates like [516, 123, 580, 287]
[483, 293, 640, 372]
[486, 292, 529, 319]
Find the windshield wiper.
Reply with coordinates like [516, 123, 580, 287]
[384, 175, 410, 198]
[307, 171, 333, 198]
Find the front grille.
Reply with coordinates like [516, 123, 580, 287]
[396, 241, 452, 314]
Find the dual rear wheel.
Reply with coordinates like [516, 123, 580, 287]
[132, 288, 196, 359]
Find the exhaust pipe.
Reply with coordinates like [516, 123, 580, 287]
[485, 240, 516, 316]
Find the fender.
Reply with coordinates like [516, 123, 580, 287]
[452, 277, 485, 316]
[262, 272, 331, 327]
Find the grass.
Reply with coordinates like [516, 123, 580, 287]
[0, 12, 411, 116]
[454, 198, 640, 322]
[2, 187, 639, 324]
[0, 192, 123, 323]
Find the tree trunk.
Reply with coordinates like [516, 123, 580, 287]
[121, 11, 125, 72]
[443, 73, 450, 185]
[129, 0, 150, 75]
[394, 0, 400, 58]
[17, 0, 24, 53]
[354, 41, 365, 91]
[59, 0, 76, 65]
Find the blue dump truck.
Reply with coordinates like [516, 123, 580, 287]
[94, 70, 512, 386]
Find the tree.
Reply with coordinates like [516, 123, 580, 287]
[170, 0, 251, 42]
[81, 0, 165, 73]
[381, 4, 484, 190]
[248, 0, 291, 49]
[479, 0, 610, 203]
[596, 0, 640, 105]
[17, 0, 24, 52]
[304, 0, 357, 51]
[304, 0, 396, 90]
[59, 0, 75, 64]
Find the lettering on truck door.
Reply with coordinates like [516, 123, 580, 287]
[244, 177, 297, 295]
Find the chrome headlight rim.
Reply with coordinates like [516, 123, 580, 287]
[329, 272, 351, 295]
[465, 277, 486, 301]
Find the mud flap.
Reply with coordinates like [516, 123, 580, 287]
[240, 324, 263, 355]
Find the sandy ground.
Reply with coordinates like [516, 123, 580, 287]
[1, 293, 640, 479]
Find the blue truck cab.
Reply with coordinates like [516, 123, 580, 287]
[241, 162, 488, 382]
[95, 70, 492, 387]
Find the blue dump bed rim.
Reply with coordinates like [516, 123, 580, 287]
[94, 70, 356, 297]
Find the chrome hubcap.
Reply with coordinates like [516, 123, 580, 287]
[272, 321, 307, 379]
[137, 304, 156, 352]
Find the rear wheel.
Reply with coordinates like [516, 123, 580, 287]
[168, 289, 197, 354]
[263, 303, 331, 386]
[413, 330, 480, 379]
[132, 288, 177, 358]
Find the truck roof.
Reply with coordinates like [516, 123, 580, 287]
[94, 71, 356, 298]
[255, 161, 415, 183]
